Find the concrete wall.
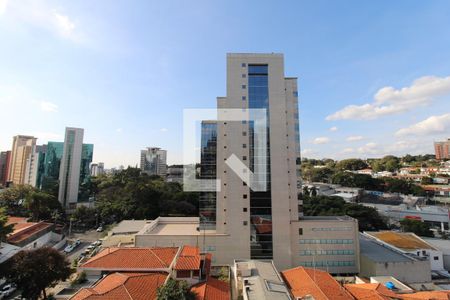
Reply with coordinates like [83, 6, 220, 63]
[359, 254, 431, 283]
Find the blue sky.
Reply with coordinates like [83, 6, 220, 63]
[1, 0, 450, 168]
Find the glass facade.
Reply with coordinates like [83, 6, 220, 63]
[200, 121, 217, 229]
[41, 142, 64, 192]
[79, 144, 94, 202]
[248, 64, 273, 259]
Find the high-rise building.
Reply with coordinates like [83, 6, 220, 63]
[140, 147, 167, 176]
[435, 139, 450, 160]
[0, 151, 11, 187]
[8, 135, 37, 185]
[58, 128, 93, 210]
[24, 145, 47, 188]
[41, 142, 64, 192]
[90, 162, 105, 177]
[136, 54, 359, 274]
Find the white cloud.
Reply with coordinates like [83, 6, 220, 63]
[0, 0, 8, 15]
[39, 101, 58, 112]
[395, 113, 450, 136]
[116, 128, 123, 133]
[301, 148, 316, 156]
[326, 75, 450, 120]
[329, 126, 338, 132]
[0, 1, 79, 42]
[357, 142, 379, 155]
[32, 131, 62, 142]
[342, 147, 354, 153]
[312, 137, 330, 144]
[346, 135, 363, 142]
[160, 128, 169, 132]
[53, 11, 75, 38]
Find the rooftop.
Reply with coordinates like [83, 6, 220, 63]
[174, 245, 201, 271]
[235, 260, 291, 300]
[137, 217, 219, 236]
[344, 283, 398, 300]
[281, 266, 354, 300]
[81, 247, 179, 270]
[365, 231, 436, 251]
[190, 277, 230, 300]
[360, 233, 414, 263]
[300, 215, 355, 221]
[7, 219, 53, 245]
[70, 272, 168, 300]
[110, 219, 152, 235]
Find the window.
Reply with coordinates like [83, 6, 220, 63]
[434, 256, 439, 260]
[242, 74, 246, 78]
[242, 131, 247, 136]
[243, 182, 247, 186]
[243, 207, 247, 212]
[242, 85, 246, 89]
[242, 63, 246, 67]
[243, 194, 248, 199]
[243, 221, 248, 226]
[242, 120, 247, 124]
[298, 228, 303, 235]
[242, 96, 246, 100]
[243, 156, 247, 160]
[243, 143, 247, 148]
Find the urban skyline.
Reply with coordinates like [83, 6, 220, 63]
[1, 1, 450, 168]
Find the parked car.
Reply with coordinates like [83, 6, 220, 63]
[64, 244, 74, 253]
[1, 284, 17, 297]
[93, 240, 102, 246]
[96, 226, 103, 232]
[74, 239, 81, 246]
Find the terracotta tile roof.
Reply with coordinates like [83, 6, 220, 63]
[345, 283, 398, 300]
[7, 221, 53, 245]
[81, 247, 178, 270]
[281, 267, 354, 300]
[398, 291, 450, 300]
[70, 272, 168, 300]
[368, 232, 435, 251]
[174, 246, 201, 270]
[191, 277, 230, 300]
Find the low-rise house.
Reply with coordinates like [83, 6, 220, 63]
[423, 238, 450, 272]
[345, 282, 399, 300]
[6, 216, 64, 250]
[281, 266, 354, 300]
[191, 277, 230, 300]
[359, 233, 431, 283]
[364, 231, 448, 278]
[70, 272, 168, 300]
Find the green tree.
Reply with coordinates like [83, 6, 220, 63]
[157, 278, 196, 300]
[3, 247, 73, 299]
[0, 207, 14, 242]
[400, 219, 434, 237]
[0, 184, 36, 216]
[303, 195, 388, 231]
[24, 191, 61, 221]
[336, 159, 368, 171]
[421, 176, 434, 185]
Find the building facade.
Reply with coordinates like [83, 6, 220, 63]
[0, 151, 11, 187]
[90, 162, 105, 177]
[140, 147, 167, 176]
[24, 145, 47, 188]
[8, 135, 37, 185]
[435, 139, 450, 160]
[58, 128, 93, 210]
[41, 142, 64, 192]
